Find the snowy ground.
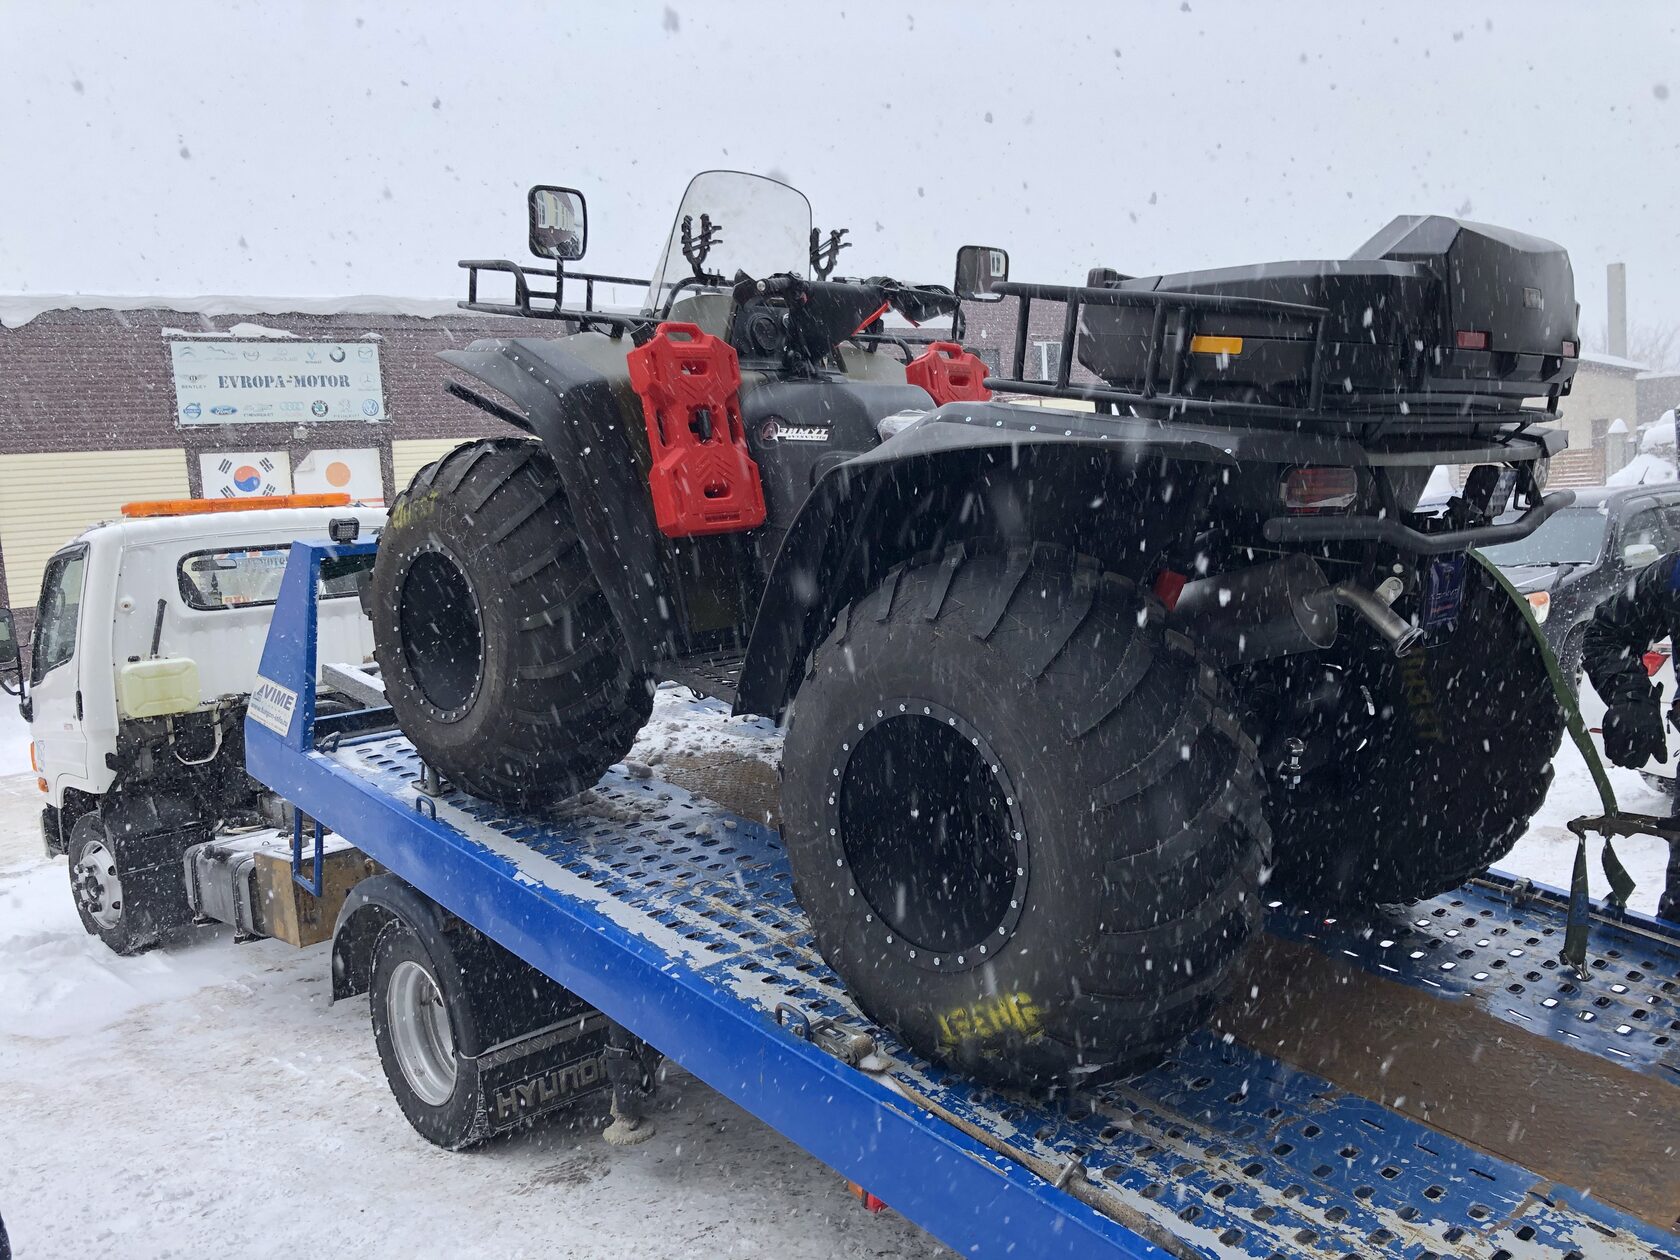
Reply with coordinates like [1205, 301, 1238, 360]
[0, 701, 31, 778]
[0, 688, 1672, 1258]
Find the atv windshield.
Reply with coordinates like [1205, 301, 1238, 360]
[643, 171, 812, 316]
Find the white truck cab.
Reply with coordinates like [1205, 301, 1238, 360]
[1, 496, 382, 952]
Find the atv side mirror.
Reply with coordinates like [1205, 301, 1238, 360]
[954, 245, 1009, 301]
[1624, 542, 1662, 569]
[528, 186, 587, 261]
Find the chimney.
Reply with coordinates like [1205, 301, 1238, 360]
[1607, 262, 1628, 359]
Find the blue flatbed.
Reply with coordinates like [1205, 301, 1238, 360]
[248, 540, 1680, 1260]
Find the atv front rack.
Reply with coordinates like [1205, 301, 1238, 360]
[986, 281, 1566, 428]
[458, 257, 651, 334]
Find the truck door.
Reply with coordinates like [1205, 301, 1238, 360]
[29, 544, 91, 788]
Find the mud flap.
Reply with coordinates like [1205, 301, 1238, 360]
[476, 1016, 613, 1137]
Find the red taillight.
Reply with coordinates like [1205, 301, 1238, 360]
[1281, 466, 1358, 513]
[1455, 330, 1490, 351]
[1561, 339, 1578, 358]
[1644, 649, 1669, 677]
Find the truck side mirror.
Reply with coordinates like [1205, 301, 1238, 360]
[0, 607, 22, 699]
[528, 186, 588, 262]
[0, 607, 18, 668]
[1623, 542, 1661, 569]
[954, 245, 1009, 301]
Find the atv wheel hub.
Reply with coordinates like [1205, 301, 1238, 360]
[836, 704, 1028, 967]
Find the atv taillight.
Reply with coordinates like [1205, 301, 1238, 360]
[1455, 330, 1490, 351]
[1281, 466, 1357, 513]
[1561, 340, 1578, 358]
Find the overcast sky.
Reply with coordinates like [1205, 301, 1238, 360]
[3, 2, 1677, 353]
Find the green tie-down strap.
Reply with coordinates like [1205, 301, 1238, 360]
[1471, 554, 1637, 971]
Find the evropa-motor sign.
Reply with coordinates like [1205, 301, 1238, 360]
[170, 340, 386, 424]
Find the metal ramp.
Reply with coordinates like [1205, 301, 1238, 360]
[247, 540, 1680, 1260]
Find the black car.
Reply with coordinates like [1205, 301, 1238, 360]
[1479, 484, 1680, 676]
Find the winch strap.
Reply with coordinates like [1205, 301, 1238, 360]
[1473, 554, 1635, 969]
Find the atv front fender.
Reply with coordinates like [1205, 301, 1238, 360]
[438, 335, 679, 664]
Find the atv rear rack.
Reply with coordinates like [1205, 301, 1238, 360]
[986, 281, 1567, 428]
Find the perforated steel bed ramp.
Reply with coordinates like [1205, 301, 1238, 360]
[249, 542, 1680, 1260]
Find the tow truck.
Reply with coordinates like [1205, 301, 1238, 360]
[229, 528, 1680, 1259]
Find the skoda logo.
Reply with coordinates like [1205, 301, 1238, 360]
[311, 400, 329, 417]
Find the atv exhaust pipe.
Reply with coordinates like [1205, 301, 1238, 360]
[1326, 581, 1424, 657]
[1172, 555, 1422, 664]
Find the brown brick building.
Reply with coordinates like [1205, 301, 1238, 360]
[0, 299, 567, 616]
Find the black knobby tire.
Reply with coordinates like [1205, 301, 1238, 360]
[1268, 560, 1565, 905]
[781, 547, 1269, 1090]
[66, 812, 159, 956]
[369, 438, 651, 809]
[369, 918, 491, 1150]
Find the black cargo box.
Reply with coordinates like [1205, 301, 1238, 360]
[1075, 216, 1579, 417]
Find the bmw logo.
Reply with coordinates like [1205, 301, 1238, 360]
[329, 347, 346, 363]
[311, 400, 329, 417]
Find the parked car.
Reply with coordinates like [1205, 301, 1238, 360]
[1478, 484, 1680, 679]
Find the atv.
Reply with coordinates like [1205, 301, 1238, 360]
[369, 171, 1575, 1089]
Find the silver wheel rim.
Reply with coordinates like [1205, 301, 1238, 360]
[71, 838, 124, 930]
[386, 958, 457, 1107]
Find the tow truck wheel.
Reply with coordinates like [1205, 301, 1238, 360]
[781, 549, 1269, 1090]
[66, 813, 157, 956]
[369, 917, 491, 1151]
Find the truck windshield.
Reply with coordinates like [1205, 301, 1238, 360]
[1477, 506, 1608, 567]
[643, 171, 811, 316]
[31, 545, 87, 685]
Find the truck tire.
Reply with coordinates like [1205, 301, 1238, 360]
[369, 438, 651, 809]
[369, 917, 492, 1150]
[1268, 560, 1565, 905]
[66, 812, 159, 956]
[780, 547, 1269, 1090]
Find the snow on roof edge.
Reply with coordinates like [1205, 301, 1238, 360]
[1579, 349, 1649, 373]
[0, 292, 471, 330]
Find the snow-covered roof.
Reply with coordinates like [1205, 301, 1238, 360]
[0, 293, 467, 331]
[1579, 349, 1649, 373]
[1637, 368, 1680, 381]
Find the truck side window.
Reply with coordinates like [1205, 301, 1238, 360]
[31, 546, 87, 685]
[177, 546, 365, 611]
